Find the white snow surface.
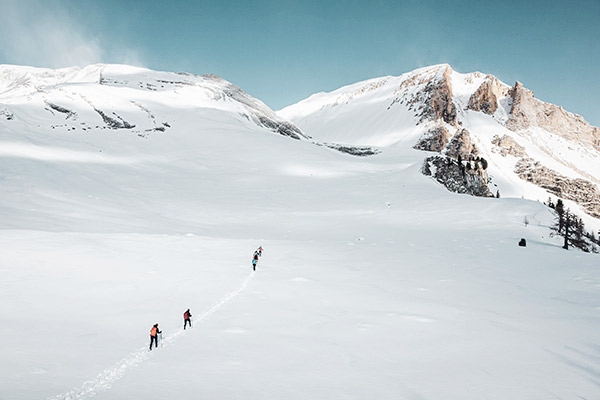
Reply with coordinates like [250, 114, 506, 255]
[1, 64, 600, 400]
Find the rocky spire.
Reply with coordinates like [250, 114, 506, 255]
[422, 66, 458, 126]
[467, 76, 509, 115]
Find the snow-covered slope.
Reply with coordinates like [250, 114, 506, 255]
[278, 65, 471, 146]
[1, 64, 599, 400]
[279, 64, 600, 229]
[0, 63, 308, 140]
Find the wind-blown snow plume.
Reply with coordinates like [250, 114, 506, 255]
[0, 0, 142, 68]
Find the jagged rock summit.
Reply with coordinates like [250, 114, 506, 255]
[278, 64, 600, 221]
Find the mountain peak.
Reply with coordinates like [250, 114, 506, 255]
[278, 64, 600, 222]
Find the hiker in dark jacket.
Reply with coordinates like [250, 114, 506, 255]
[252, 253, 258, 271]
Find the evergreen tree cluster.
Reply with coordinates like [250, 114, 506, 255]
[457, 154, 488, 175]
[456, 155, 495, 196]
[546, 198, 598, 253]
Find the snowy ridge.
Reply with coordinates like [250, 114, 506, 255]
[0, 64, 308, 140]
[49, 271, 255, 400]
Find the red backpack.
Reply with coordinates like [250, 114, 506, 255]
[150, 326, 157, 336]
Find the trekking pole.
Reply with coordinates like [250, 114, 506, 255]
[159, 333, 163, 348]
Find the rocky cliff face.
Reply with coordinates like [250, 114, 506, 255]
[407, 66, 600, 212]
[417, 67, 458, 126]
[515, 158, 600, 218]
[506, 82, 600, 151]
[413, 125, 451, 152]
[467, 76, 509, 115]
[445, 128, 479, 159]
[423, 67, 458, 126]
[397, 65, 458, 127]
[463, 76, 600, 219]
[465, 76, 600, 154]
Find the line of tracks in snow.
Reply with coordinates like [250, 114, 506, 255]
[49, 271, 256, 400]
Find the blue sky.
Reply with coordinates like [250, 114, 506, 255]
[0, 0, 598, 125]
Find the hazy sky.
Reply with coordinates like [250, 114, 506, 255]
[0, 0, 598, 125]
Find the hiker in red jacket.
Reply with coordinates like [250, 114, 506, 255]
[149, 323, 162, 350]
[183, 309, 192, 330]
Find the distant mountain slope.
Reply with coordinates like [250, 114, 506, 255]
[0, 63, 308, 140]
[278, 64, 600, 223]
[0, 62, 598, 226]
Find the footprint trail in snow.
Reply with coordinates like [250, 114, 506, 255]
[49, 271, 256, 400]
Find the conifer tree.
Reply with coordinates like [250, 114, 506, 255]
[562, 211, 571, 250]
[555, 209, 590, 252]
[555, 199, 565, 233]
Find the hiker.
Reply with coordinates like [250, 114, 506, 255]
[184, 309, 192, 330]
[252, 253, 258, 271]
[149, 323, 162, 350]
[257, 246, 263, 257]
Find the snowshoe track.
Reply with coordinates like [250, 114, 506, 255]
[49, 271, 255, 400]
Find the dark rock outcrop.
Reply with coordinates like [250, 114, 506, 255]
[320, 142, 381, 156]
[0, 107, 14, 120]
[207, 77, 311, 141]
[94, 109, 135, 129]
[45, 102, 77, 119]
[256, 116, 306, 140]
[422, 155, 493, 197]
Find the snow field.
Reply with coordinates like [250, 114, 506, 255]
[2, 196, 600, 400]
[0, 232, 258, 399]
[51, 266, 256, 400]
[0, 63, 599, 399]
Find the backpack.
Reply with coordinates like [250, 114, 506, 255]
[184, 311, 189, 319]
[150, 326, 157, 336]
